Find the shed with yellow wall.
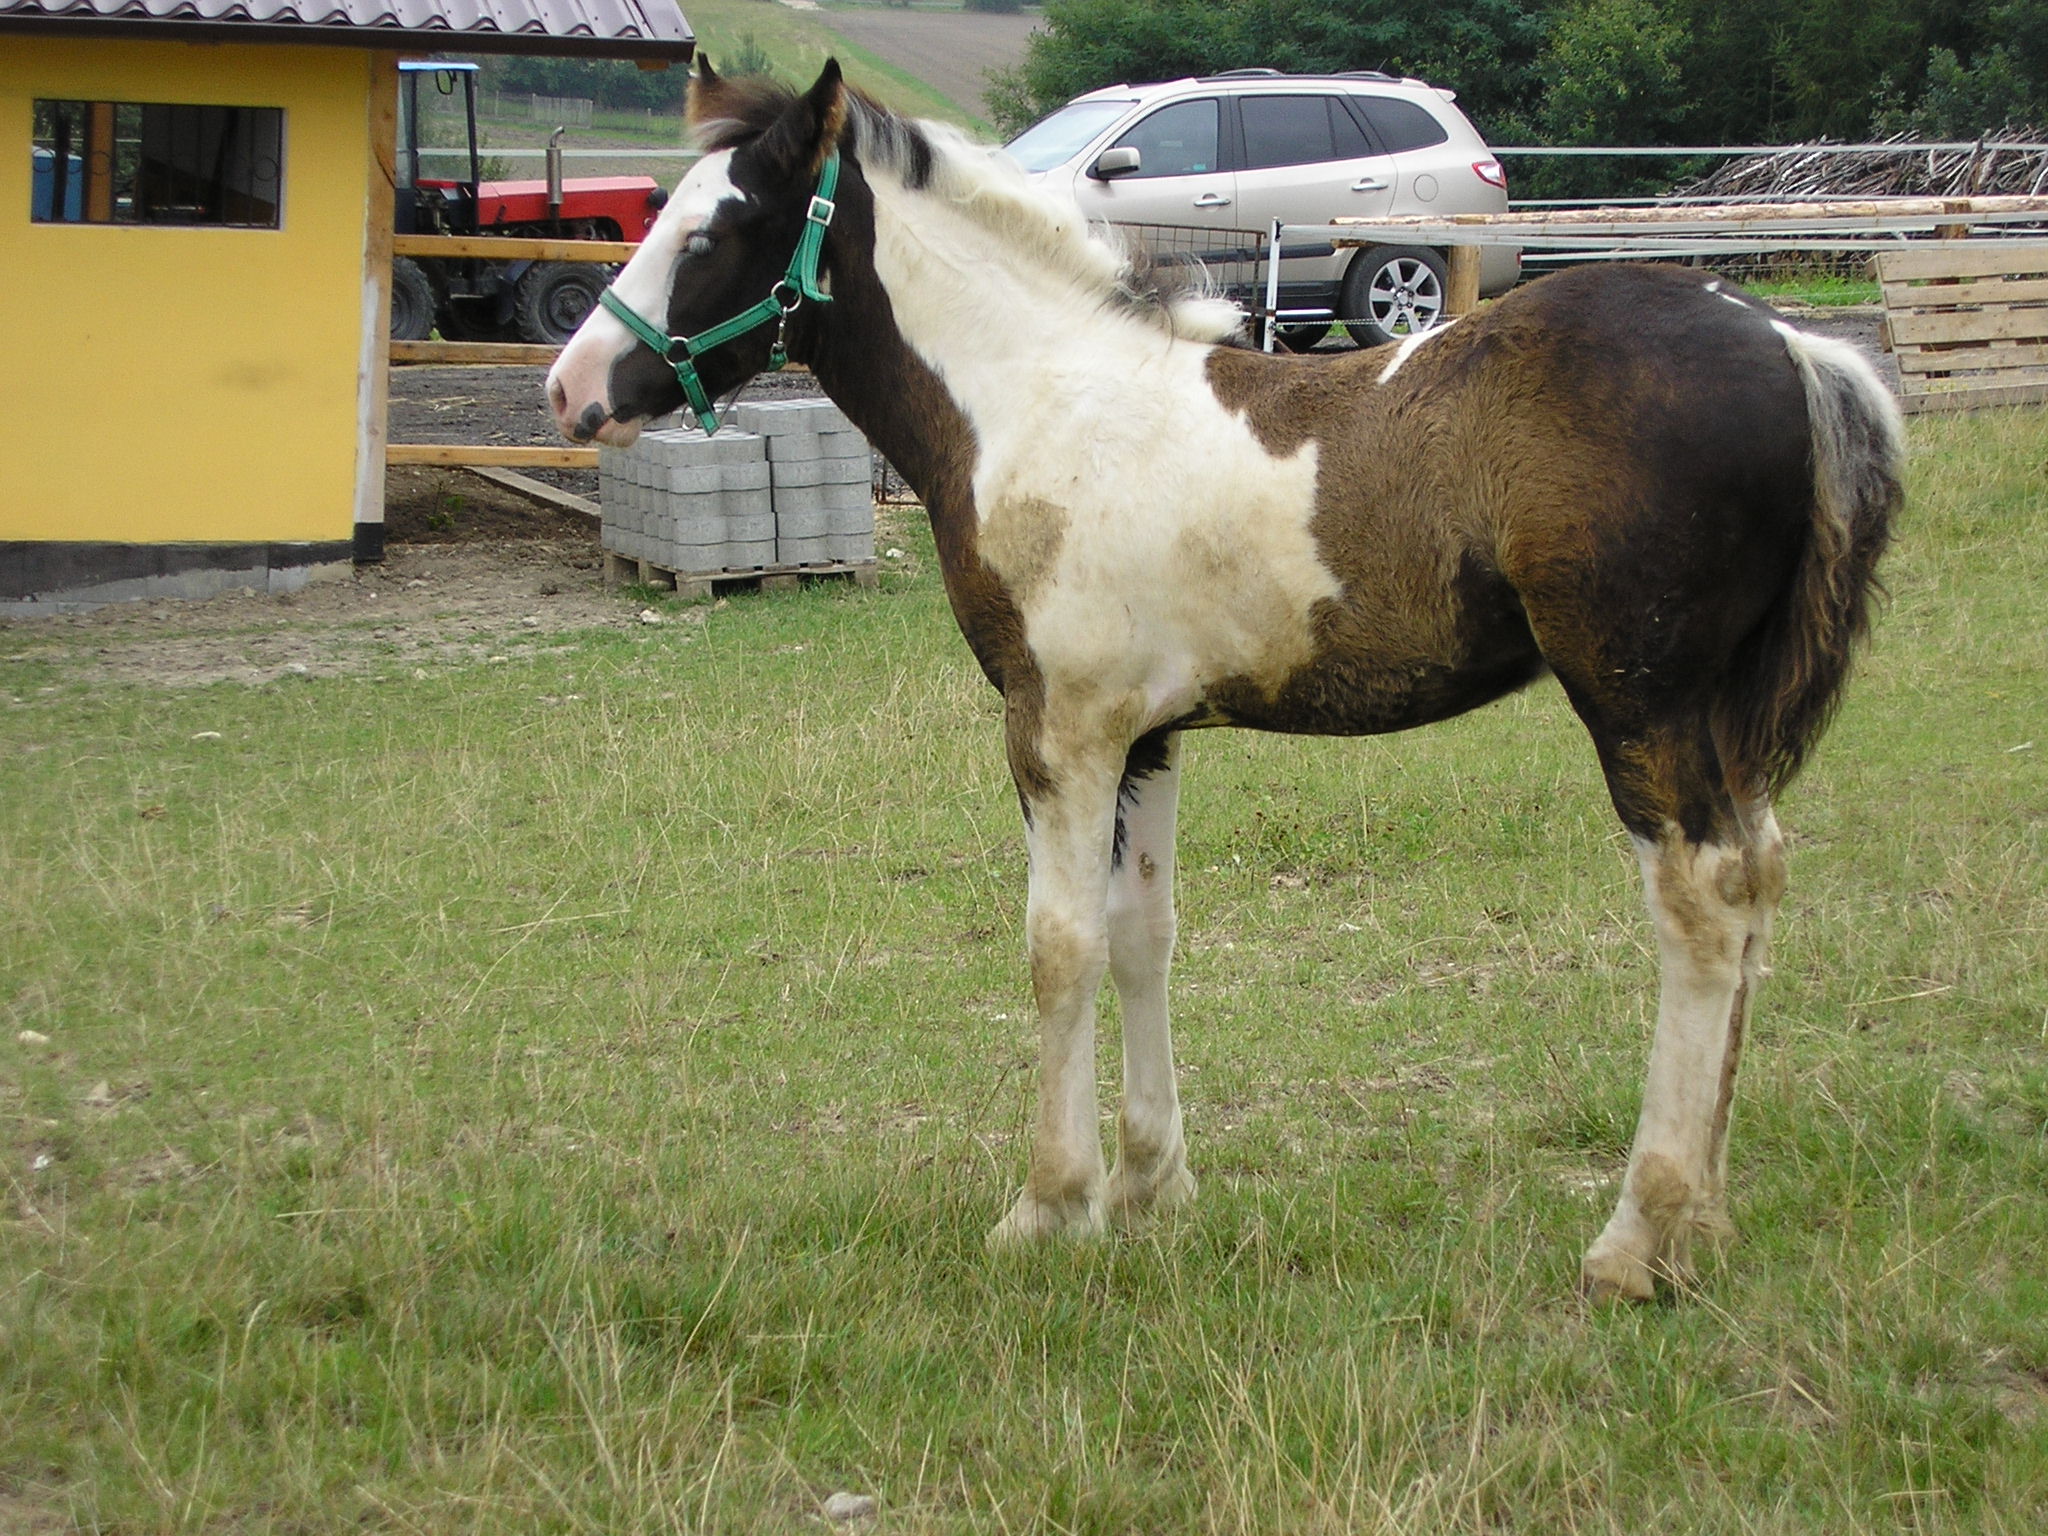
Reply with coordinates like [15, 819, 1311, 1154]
[0, 2, 693, 610]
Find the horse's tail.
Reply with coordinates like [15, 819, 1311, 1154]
[1716, 324, 1903, 800]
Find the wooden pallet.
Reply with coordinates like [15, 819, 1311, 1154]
[1878, 242, 2048, 413]
[604, 551, 879, 598]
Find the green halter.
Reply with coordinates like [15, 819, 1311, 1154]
[598, 152, 840, 435]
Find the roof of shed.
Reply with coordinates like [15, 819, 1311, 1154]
[0, 0, 695, 60]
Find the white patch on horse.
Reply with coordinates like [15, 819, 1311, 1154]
[1377, 321, 1452, 384]
[545, 150, 746, 442]
[864, 165, 1338, 740]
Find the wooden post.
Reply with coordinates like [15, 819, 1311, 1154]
[1445, 244, 1482, 317]
[354, 51, 400, 564]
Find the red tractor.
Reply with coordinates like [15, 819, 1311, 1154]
[392, 61, 670, 345]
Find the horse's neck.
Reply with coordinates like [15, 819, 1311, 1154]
[807, 173, 1155, 515]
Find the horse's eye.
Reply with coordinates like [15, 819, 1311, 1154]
[685, 232, 716, 258]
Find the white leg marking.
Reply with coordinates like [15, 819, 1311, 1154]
[1583, 823, 1782, 1300]
[1104, 739, 1195, 1225]
[989, 746, 1124, 1246]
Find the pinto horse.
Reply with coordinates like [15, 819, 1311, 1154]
[546, 59, 1901, 1300]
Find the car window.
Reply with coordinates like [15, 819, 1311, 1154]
[1350, 96, 1450, 155]
[1004, 99, 1136, 173]
[1112, 99, 1220, 177]
[1240, 95, 1367, 171]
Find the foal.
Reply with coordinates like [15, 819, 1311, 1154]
[546, 60, 1901, 1300]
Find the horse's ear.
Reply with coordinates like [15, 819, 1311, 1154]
[758, 59, 847, 181]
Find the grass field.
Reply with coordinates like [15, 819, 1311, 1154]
[4, 407, 2047, 1531]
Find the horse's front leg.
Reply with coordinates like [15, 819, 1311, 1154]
[989, 722, 1124, 1245]
[1104, 731, 1195, 1225]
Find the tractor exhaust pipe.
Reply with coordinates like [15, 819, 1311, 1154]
[547, 127, 566, 219]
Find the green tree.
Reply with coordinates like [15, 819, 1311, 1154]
[986, 0, 1554, 138]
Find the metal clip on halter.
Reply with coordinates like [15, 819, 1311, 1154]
[597, 153, 841, 435]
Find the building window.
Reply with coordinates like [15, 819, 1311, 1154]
[32, 100, 284, 227]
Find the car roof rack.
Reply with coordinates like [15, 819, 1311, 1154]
[1204, 68, 1284, 79]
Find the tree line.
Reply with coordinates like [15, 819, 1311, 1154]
[986, 0, 2046, 193]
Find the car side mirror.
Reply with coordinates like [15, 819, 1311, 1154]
[1090, 146, 1141, 180]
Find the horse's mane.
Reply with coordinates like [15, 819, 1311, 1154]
[692, 75, 1244, 346]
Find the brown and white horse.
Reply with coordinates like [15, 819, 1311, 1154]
[547, 60, 1901, 1301]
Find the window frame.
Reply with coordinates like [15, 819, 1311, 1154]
[30, 97, 287, 230]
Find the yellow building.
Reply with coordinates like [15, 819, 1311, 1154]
[1, 1, 691, 609]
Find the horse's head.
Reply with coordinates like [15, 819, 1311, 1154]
[546, 57, 848, 445]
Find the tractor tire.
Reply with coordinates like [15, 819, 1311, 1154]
[513, 262, 608, 346]
[388, 257, 435, 342]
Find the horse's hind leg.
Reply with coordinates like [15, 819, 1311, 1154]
[1105, 732, 1195, 1224]
[1581, 727, 1788, 1302]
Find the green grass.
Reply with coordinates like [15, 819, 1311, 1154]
[4, 408, 2048, 1531]
[1742, 272, 1884, 307]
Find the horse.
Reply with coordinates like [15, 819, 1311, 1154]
[546, 58, 1902, 1302]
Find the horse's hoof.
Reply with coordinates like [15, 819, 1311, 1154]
[1580, 1242, 1657, 1304]
[986, 1191, 1104, 1249]
[1105, 1160, 1196, 1228]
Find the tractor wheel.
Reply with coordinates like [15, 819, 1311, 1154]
[388, 257, 435, 342]
[513, 263, 608, 346]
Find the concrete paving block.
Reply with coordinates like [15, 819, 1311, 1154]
[722, 460, 772, 493]
[759, 403, 854, 439]
[776, 506, 830, 540]
[667, 426, 768, 466]
[777, 534, 834, 566]
[771, 456, 869, 488]
[816, 428, 869, 459]
[726, 488, 773, 524]
[726, 509, 775, 544]
[764, 432, 825, 463]
[663, 464, 724, 496]
[829, 529, 876, 564]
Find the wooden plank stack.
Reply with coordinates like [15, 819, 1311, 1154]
[1877, 242, 2048, 413]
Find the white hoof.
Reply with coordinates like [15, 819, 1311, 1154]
[986, 1186, 1105, 1249]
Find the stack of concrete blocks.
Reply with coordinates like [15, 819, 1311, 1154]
[732, 400, 875, 568]
[598, 428, 774, 573]
[597, 403, 874, 577]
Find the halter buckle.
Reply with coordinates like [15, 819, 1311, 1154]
[808, 194, 836, 227]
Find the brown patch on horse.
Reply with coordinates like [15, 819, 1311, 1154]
[979, 497, 1069, 608]
[1201, 340, 1546, 734]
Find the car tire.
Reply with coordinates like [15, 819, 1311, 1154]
[1340, 246, 1449, 348]
[513, 262, 608, 346]
[388, 257, 435, 342]
[1272, 321, 1332, 352]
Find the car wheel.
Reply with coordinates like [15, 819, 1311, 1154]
[1340, 246, 1448, 348]
[514, 262, 608, 346]
[388, 257, 435, 342]
[1272, 320, 1332, 352]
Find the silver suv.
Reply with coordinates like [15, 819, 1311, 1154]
[1005, 69, 1518, 347]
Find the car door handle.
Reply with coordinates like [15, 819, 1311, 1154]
[1192, 192, 1232, 208]
[1351, 176, 1389, 192]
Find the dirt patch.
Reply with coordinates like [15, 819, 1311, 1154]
[4, 524, 619, 689]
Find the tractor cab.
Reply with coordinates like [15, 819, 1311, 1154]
[395, 61, 482, 238]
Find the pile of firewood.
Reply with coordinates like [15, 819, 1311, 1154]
[1677, 131, 2048, 200]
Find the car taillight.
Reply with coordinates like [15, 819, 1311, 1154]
[1472, 159, 1507, 190]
